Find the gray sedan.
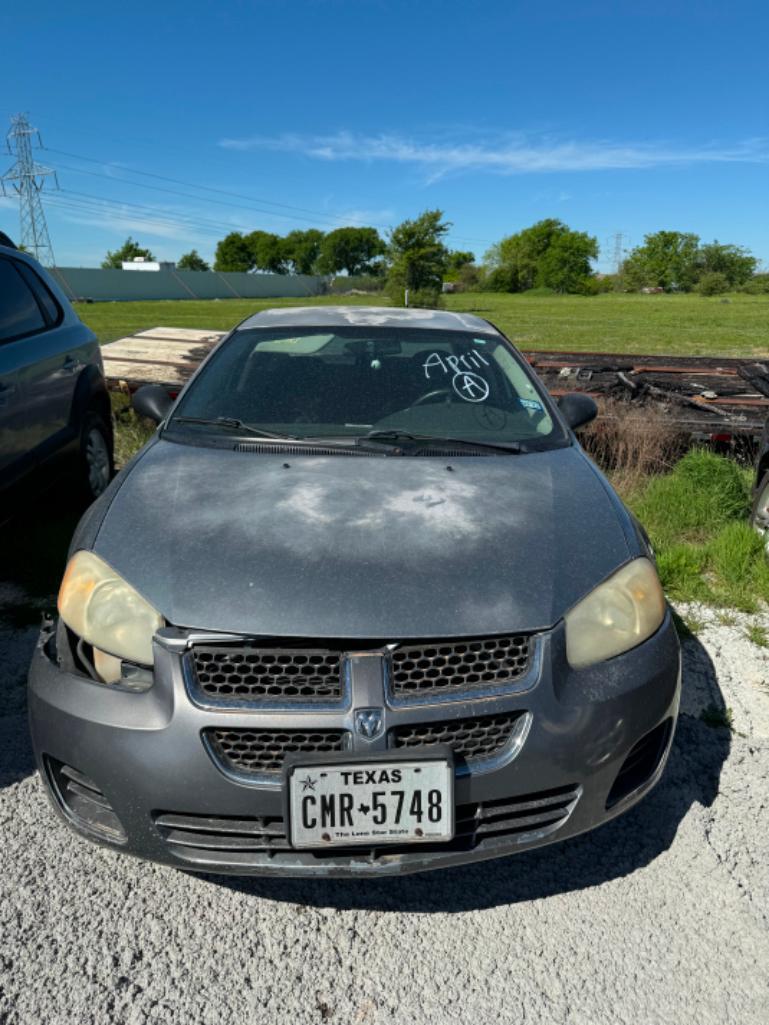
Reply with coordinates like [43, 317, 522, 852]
[28, 306, 680, 876]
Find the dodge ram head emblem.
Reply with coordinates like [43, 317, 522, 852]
[354, 708, 384, 740]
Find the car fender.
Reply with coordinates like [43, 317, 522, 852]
[68, 364, 113, 442]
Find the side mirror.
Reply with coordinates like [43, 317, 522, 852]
[558, 392, 598, 431]
[132, 384, 174, 424]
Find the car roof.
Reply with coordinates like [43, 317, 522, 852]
[0, 242, 37, 266]
[238, 305, 501, 335]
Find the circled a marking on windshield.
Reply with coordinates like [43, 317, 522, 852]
[452, 371, 489, 403]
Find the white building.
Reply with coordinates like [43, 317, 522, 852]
[121, 257, 176, 272]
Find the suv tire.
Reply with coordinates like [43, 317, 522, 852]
[79, 410, 113, 501]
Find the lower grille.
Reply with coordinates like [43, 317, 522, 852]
[391, 712, 524, 765]
[155, 784, 579, 867]
[46, 758, 126, 843]
[155, 811, 291, 854]
[206, 727, 349, 777]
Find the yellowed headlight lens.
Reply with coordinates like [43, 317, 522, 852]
[58, 551, 162, 665]
[565, 558, 666, 669]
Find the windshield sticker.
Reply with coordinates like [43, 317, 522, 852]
[422, 349, 489, 379]
[520, 398, 543, 411]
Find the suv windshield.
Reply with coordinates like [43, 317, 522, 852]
[169, 326, 566, 448]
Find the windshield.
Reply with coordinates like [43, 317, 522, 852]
[169, 326, 566, 448]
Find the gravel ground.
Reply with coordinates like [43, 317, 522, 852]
[1, 508, 768, 1024]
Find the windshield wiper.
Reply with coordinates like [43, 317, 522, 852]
[362, 429, 524, 454]
[169, 416, 297, 440]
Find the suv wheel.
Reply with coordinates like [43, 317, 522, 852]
[80, 411, 113, 500]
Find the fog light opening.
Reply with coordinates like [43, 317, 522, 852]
[606, 719, 672, 809]
[45, 757, 127, 843]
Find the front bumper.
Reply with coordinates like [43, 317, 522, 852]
[28, 614, 681, 877]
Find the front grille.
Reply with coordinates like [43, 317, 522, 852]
[390, 635, 532, 700]
[206, 727, 349, 777]
[155, 784, 579, 868]
[191, 645, 343, 705]
[188, 634, 534, 707]
[390, 712, 523, 765]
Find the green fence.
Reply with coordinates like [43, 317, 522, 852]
[50, 267, 326, 302]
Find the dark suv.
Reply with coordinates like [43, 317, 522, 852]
[0, 237, 113, 506]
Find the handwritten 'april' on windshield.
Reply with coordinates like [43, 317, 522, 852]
[423, 349, 490, 379]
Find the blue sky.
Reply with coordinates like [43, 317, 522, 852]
[2, 0, 767, 270]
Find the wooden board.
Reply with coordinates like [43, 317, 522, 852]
[102, 328, 225, 388]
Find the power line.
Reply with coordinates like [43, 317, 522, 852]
[47, 160, 350, 230]
[44, 146, 358, 222]
[45, 197, 226, 243]
[41, 143, 495, 246]
[50, 188, 247, 237]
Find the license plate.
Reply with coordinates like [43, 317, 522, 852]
[288, 759, 454, 848]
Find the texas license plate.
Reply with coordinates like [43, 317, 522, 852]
[288, 759, 454, 848]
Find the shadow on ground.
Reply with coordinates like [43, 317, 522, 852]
[210, 640, 731, 912]
[0, 486, 86, 789]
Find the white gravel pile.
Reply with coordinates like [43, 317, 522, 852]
[1, 605, 768, 1025]
[676, 602, 769, 738]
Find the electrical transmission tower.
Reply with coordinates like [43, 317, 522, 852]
[607, 231, 629, 274]
[1, 114, 58, 266]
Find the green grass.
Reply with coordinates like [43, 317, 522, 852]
[625, 449, 769, 611]
[745, 623, 769, 647]
[75, 294, 384, 346]
[700, 704, 734, 731]
[75, 290, 769, 357]
[112, 393, 154, 467]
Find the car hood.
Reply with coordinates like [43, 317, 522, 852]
[92, 439, 633, 638]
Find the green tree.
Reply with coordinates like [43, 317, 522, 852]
[177, 249, 210, 272]
[622, 231, 701, 291]
[386, 210, 450, 303]
[485, 219, 579, 292]
[536, 231, 598, 293]
[740, 273, 769, 295]
[696, 271, 730, 296]
[316, 227, 386, 276]
[102, 237, 155, 269]
[698, 242, 756, 287]
[282, 229, 324, 275]
[247, 230, 287, 274]
[485, 220, 598, 293]
[214, 232, 253, 272]
[446, 250, 475, 272]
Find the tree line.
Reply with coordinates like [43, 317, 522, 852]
[102, 213, 766, 303]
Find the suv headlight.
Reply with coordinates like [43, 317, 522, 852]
[58, 551, 163, 670]
[565, 558, 666, 669]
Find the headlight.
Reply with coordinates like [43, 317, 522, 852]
[565, 558, 666, 669]
[58, 551, 163, 667]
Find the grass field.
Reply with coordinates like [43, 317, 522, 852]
[76, 290, 769, 357]
[625, 449, 769, 614]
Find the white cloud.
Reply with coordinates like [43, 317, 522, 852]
[219, 130, 769, 180]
